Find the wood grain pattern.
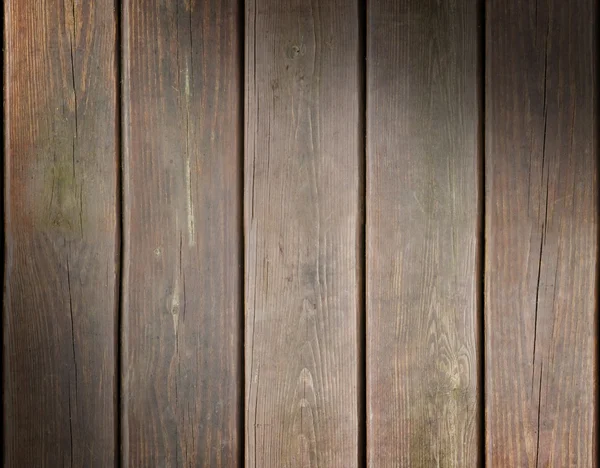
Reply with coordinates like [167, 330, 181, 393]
[485, 0, 597, 466]
[121, 0, 242, 465]
[244, 0, 361, 466]
[366, 1, 481, 466]
[3, 0, 118, 465]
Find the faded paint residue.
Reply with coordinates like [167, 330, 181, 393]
[46, 161, 83, 236]
[181, 40, 195, 247]
[184, 67, 190, 99]
[170, 275, 180, 335]
[185, 158, 195, 246]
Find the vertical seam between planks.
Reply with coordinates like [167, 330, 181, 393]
[595, 0, 599, 462]
[358, 0, 367, 466]
[239, 0, 246, 465]
[114, 0, 125, 467]
[1, 0, 6, 463]
[478, 0, 486, 466]
[116, 0, 124, 465]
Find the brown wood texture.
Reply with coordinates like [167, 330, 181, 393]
[366, 1, 481, 466]
[3, 0, 118, 465]
[121, 0, 242, 465]
[485, 0, 598, 466]
[244, 0, 361, 466]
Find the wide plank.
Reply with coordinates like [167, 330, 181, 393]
[485, 0, 597, 466]
[3, 0, 118, 465]
[244, 0, 361, 466]
[366, 1, 481, 466]
[121, 0, 242, 465]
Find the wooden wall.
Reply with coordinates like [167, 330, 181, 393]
[3, 0, 597, 466]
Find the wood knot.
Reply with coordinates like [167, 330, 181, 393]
[286, 43, 306, 59]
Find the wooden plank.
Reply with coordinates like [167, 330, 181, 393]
[244, 0, 361, 466]
[366, 1, 481, 466]
[485, 0, 597, 466]
[3, 0, 118, 465]
[121, 0, 242, 465]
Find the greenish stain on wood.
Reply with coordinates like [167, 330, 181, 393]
[45, 159, 83, 236]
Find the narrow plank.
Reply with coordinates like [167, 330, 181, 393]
[121, 0, 242, 465]
[3, 0, 118, 465]
[485, 0, 597, 466]
[366, 1, 481, 466]
[244, 0, 361, 466]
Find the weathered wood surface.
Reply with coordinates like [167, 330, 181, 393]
[121, 0, 242, 465]
[3, 0, 119, 465]
[244, 0, 362, 466]
[366, 0, 481, 466]
[485, 0, 597, 466]
[4, 1, 599, 465]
